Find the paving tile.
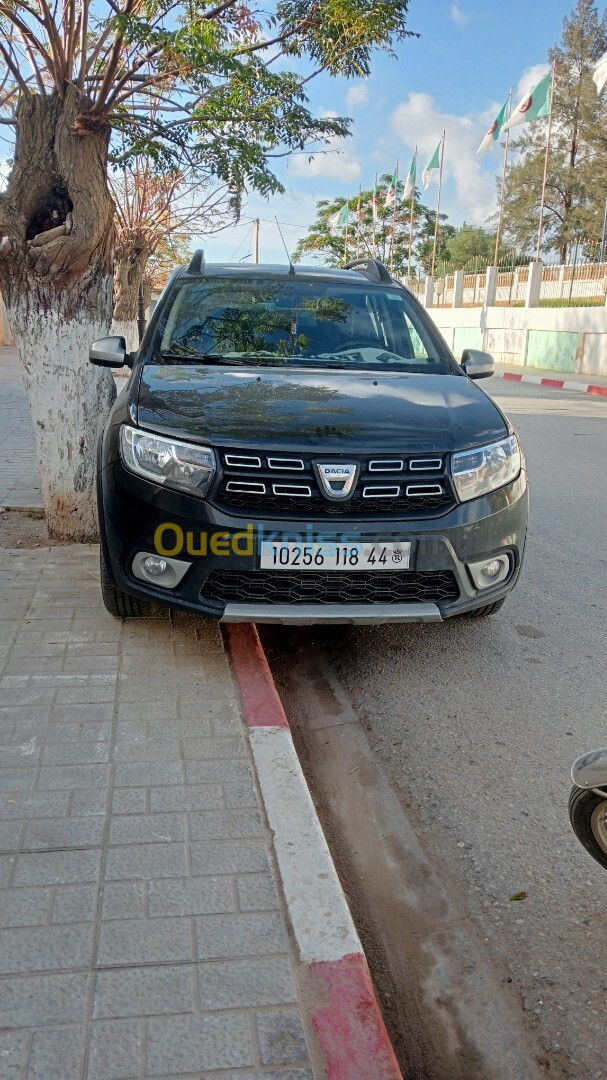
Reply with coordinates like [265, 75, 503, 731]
[180, 736, 246, 760]
[36, 764, 110, 790]
[223, 780, 259, 808]
[12, 848, 101, 886]
[236, 873, 279, 913]
[195, 912, 286, 959]
[191, 839, 268, 876]
[149, 784, 223, 813]
[88, 1018, 142, 1080]
[0, 791, 69, 817]
[51, 883, 98, 924]
[23, 816, 105, 851]
[147, 877, 234, 918]
[113, 740, 182, 763]
[108, 813, 185, 846]
[93, 965, 195, 1019]
[0, 768, 35, 792]
[145, 1012, 254, 1075]
[100, 881, 146, 921]
[104, 843, 186, 881]
[189, 809, 263, 841]
[0, 886, 50, 927]
[0, 923, 93, 974]
[111, 788, 148, 814]
[114, 762, 184, 787]
[0, 819, 23, 850]
[97, 917, 192, 967]
[0, 1029, 29, 1077]
[27, 1024, 83, 1079]
[256, 1009, 309, 1066]
[198, 956, 296, 1010]
[0, 972, 88, 1026]
[40, 742, 110, 765]
[185, 759, 253, 784]
[70, 789, 108, 817]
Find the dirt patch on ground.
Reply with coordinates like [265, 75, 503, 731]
[0, 508, 69, 548]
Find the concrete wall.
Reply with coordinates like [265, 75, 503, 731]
[427, 304, 607, 376]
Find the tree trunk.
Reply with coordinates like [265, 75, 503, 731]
[0, 88, 116, 541]
[112, 253, 148, 353]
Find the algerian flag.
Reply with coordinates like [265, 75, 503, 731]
[403, 153, 416, 200]
[327, 203, 349, 230]
[477, 98, 510, 154]
[384, 167, 398, 207]
[594, 50, 607, 95]
[422, 140, 442, 189]
[502, 71, 551, 132]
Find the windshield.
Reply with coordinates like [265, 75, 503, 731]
[151, 275, 454, 374]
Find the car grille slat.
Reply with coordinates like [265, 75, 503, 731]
[213, 448, 455, 518]
[202, 570, 460, 606]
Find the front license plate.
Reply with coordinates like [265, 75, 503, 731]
[260, 541, 411, 571]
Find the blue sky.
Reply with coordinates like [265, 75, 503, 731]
[198, 0, 587, 265]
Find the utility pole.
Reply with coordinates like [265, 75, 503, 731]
[253, 218, 260, 264]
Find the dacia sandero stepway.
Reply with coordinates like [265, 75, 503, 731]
[90, 255, 528, 625]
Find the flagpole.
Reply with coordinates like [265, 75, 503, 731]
[408, 148, 417, 280]
[537, 59, 557, 262]
[344, 198, 349, 262]
[390, 162, 399, 275]
[372, 172, 378, 258]
[356, 185, 361, 258]
[495, 90, 512, 266]
[431, 132, 445, 278]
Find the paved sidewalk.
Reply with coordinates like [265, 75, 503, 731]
[0, 544, 314, 1079]
[0, 348, 42, 509]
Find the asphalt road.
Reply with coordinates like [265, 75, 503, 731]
[264, 380, 607, 1079]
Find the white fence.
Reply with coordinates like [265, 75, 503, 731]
[407, 259, 607, 310]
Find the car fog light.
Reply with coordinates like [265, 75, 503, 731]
[131, 551, 191, 589]
[481, 560, 501, 579]
[143, 556, 168, 578]
[467, 555, 510, 590]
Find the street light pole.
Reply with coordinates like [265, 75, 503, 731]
[253, 218, 260, 264]
[600, 196, 607, 263]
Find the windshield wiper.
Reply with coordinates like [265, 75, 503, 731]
[159, 352, 247, 366]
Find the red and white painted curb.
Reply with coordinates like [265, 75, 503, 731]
[225, 623, 402, 1080]
[494, 368, 607, 397]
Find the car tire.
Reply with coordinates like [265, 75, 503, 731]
[99, 546, 151, 619]
[465, 597, 507, 618]
[569, 786, 607, 871]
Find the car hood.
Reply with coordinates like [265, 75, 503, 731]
[136, 365, 508, 453]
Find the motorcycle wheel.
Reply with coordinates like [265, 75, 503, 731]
[568, 786, 607, 871]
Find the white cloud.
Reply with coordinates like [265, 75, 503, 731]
[450, 3, 470, 26]
[346, 82, 369, 111]
[391, 92, 501, 226]
[290, 114, 361, 182]
[516, 63, 551, 104]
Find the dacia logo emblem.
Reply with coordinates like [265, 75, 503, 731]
[315, 462, 358, 501]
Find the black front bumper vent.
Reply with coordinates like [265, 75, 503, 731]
[202, 570, 460, 606]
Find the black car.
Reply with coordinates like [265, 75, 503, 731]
[91, 255, 528, 625]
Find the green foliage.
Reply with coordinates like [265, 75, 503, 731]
[500, 0, 607, 257]
[445, 223, 502, 269]
[292, 174, 452, 275]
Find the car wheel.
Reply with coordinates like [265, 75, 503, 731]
[569, 786, 607, 871]
[99, 546, 151, 619]
[465, 597, 507, 618]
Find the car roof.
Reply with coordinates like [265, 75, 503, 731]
[175, 260, 399, 288]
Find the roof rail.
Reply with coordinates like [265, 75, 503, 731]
[343, 258, 392, 284]
[186, 249, 205, 275]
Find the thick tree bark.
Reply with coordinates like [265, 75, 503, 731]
[111, 253, 148, 353]
[0, 88, 116, 541]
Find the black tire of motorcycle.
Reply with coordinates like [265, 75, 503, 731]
[568, 786, 607, 871]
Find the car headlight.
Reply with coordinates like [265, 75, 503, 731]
[120, 425, 216, 496]
[452, 434, 521, 502]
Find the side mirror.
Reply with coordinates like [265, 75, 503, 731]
[461, 348, 495, 380]
[89, 336, 129, 368]
[572, 748, 607, 790]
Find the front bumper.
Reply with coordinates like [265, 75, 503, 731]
[99, 459, 528, 624]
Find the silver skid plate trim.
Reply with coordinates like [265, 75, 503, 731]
[220, 602, 442, 625]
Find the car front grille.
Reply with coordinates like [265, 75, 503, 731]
[202, 569, 460, 606]
[210, 448, 456, 519]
